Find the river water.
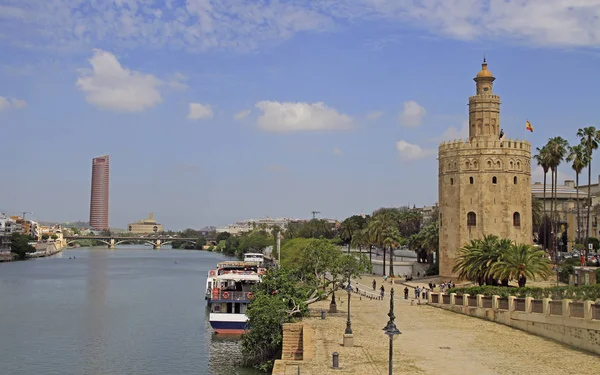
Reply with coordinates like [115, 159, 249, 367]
[0, 247, 261, 375]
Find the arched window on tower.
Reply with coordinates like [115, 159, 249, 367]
[492, 176, 497, 184]
[467, 212, 477, 227]
[513, 212, 521, 227]
[470, 176, 474, 184]
[514, 176, 518, 184]
[450, 178, 454, 185]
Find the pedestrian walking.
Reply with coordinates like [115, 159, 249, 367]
[380, 285, 385, 299]
[372, 279, 377, 291]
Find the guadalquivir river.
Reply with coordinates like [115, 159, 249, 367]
[0, 246, 261, 375]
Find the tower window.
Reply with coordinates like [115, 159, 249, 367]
[513, 212, 521, 227]
[470, 176, 474, 184]
[514, 176, 518, 184]
[440, 213, 442, 226]
[450, 178, 454, 185]
[467, 212, 477, 227]
[492, 176, 497, 184]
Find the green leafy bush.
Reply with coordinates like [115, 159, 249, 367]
[449, 284, 600, 301]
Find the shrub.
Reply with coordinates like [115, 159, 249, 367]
[449, 284, 600, 301]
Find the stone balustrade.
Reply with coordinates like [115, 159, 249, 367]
[428, 292, 600, 355]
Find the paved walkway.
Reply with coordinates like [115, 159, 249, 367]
[294, 275, 599, 375]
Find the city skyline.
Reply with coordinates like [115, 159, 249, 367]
[1, 1, 596, 229]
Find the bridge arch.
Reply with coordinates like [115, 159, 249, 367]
[66, 239, 110, 247]
[160, 239, 197, 247]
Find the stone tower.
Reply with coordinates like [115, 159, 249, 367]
[438, 59, 532, 278]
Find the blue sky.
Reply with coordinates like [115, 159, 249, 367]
[1, 0, 599, 230]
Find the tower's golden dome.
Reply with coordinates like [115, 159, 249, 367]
[476, 58, 494, 78]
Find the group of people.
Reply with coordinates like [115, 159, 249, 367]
[370, 278, 456, 301]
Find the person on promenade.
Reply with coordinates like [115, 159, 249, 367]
[404, 287, 409, 299]
[422, 287, 427, 300]
[415, 286, 421, 299]
[372, 279, 376, 291]
[380, 285, 385, 299]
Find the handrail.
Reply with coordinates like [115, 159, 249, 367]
[211, 290, 253, 301]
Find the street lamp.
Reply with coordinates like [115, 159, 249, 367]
[382, 288, 401, 375]
[344, 279, 353, 335]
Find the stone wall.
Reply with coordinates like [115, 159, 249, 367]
[429, 293, 600, 355]
[272, 323, 314, 375]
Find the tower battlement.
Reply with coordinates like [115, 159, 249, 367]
[438, 138, 531, 153]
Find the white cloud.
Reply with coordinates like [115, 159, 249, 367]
[434, 121, 469, 142]
[76, 49, 162, 112]
[234, 109, 251, 120]
[255, 101, 353, 132]
[168, 73, 188, 91]
[188, 103, 214, 120]
[5, 1, 598, 51]
[0, 96, 27, 111]
[333, 147, 343, 156]
[396, 140, 435, 161]
[366, 110, 383, 120]
[399, 100, 426, 127]
[531, 166, 574, 185]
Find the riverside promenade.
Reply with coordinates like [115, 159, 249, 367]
[282, 275, 599, 375]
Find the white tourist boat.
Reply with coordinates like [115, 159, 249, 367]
[204, 254, 266, 334]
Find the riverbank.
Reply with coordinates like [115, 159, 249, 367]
[26, 242, 63, 258]
[274, 274, 600, 374]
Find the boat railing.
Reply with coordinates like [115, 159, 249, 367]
[211, 290, 255, 301]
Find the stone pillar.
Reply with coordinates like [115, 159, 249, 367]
[109, 238, 115, 250]
[525, 297, 533, 313]
[477, 294, 483, 308]
[542, 298, 551, 315]
[154, 239, 161, 250]
[492, 295, 499, 310]
[584, 301, 593, 320]
[508, 296, 516, 311]
[562, 299, 572, 318]
[450, 293, 456, 306]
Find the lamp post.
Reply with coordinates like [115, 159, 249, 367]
[382, 288, 401, 375]
[344, 278, 353, 335]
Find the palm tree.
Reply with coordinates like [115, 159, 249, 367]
[368, 210, 397, 277]
[546, 137, 569, 259]
[577, 126, 600, 256]
[453, 235, 510, 286]
[566, 144, 588, 244]
[419, 221, 439, 266]
[531, 197, 542, 235]
[533, 146, 551, 248]
[339, 219, 356, 254]
[490, 244, 552, 287]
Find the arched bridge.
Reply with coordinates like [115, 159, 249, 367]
[64, 236, 200, 249]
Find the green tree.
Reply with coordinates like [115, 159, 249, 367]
[10, 233, 36, 260]
[567, 144, 588, 244]
[195, 236, 206, 250]
[534, 145, 552, 248]
[50, 234, 58, 240]
[546, 136, 569, 258]
[490, 244, 552, 287]
[42, 234, 49, 240]
[453, 235, 512, 286]
[577, 126, 600, 254]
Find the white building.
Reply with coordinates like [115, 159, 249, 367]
[216, 217, 301, 235]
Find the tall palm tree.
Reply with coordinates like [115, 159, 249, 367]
[566, 144, 588, 244]
[546, 137, 569, 259]
[577, 126, 600, 256]
[534, 146, 551, 248]
[531, 197, 542, 235]
[490, 244, 552, 287]
[453, 234, 510, 286]
[368, 210, 397, 277]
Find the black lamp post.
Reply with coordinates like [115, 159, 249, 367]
[344, 278, 353, 335]
[382, 288, 401, 375]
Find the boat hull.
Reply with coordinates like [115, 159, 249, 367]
[209, 313, 248, 334]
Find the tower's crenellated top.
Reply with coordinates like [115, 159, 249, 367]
[438, 138, 531, 153]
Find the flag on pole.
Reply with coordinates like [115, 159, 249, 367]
[526, 120, 534, 132]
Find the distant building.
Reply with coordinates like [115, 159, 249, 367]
[410, 204, 438, 226]
[216, 217, 300, 235]
[198, 226, 217, 237]
[128, 213, 164, 234]
[90, 155, 110, 230]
